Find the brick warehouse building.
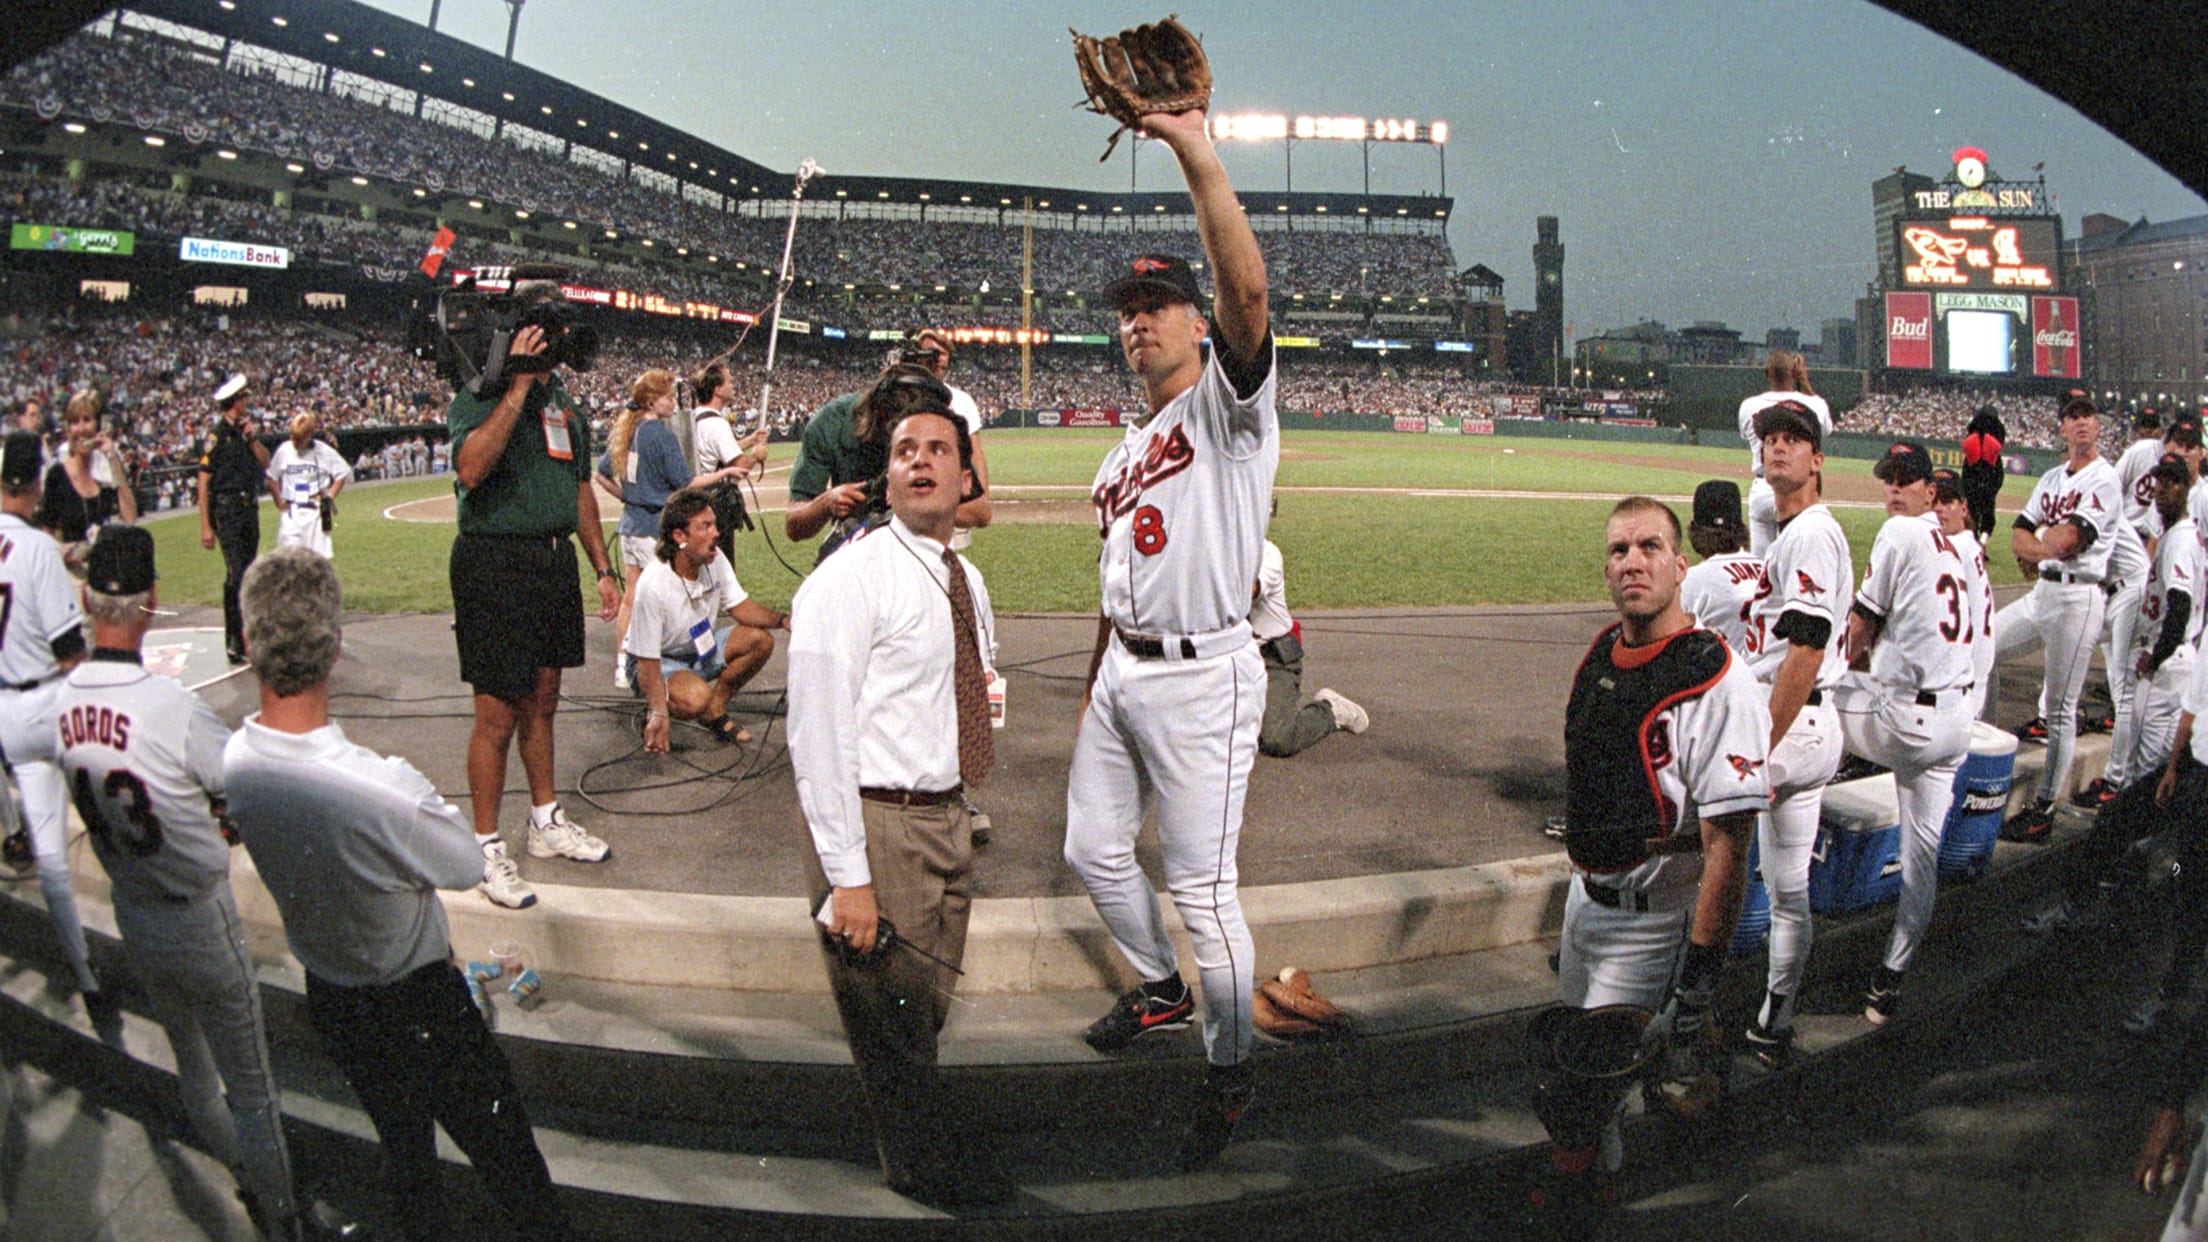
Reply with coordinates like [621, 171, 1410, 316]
[2067, 212, 2208, 412]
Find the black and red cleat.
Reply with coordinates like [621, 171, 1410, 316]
[2020, 716, 2050, 743]
[2001, 798, 2056, 844]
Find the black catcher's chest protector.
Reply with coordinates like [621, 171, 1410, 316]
[1562, 625, 1729, 871]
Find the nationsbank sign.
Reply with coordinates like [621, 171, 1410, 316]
[178, 236, 292, 269]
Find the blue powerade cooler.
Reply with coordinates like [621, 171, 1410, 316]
[1939, 720, 2017, 882]
[1810, 775, 1904, 914]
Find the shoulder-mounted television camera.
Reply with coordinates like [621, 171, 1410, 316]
[405, 263, 600, 399]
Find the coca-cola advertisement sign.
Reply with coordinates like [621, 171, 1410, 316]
[1886, 291, 1933, 370]
[2032, 296, 2080, 379]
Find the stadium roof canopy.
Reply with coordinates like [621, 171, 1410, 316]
[98, 0, 1453, 226]
[121, 0, 784, 194]
[13, 1, 2205, 208]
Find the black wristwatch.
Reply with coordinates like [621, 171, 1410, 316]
[597, 567, 621, 583]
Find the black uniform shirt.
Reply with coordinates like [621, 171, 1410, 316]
[198, 418, 261, 497]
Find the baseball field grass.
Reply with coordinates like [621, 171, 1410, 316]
[139, 430, 2030, 615]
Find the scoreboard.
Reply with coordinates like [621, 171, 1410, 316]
[1895, 215, 2059, 291]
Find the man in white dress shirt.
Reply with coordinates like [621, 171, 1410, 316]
[787, 404, 1005, 1210]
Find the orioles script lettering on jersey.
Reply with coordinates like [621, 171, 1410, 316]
[59, 704, 131, 752]
[1091, 424, 1196, 529]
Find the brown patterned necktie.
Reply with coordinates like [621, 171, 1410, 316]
[943, 548, 993, 787]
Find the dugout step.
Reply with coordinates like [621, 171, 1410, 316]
[0, 806, 2086, 1236]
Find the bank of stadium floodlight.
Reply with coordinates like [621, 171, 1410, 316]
[63, 123, 85, 134]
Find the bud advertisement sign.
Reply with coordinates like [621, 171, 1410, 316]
[2032, 296, 2079, 379]
[1886, 291, 1933, 369]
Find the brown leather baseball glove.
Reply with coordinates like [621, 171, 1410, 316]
[1253, 967, 1355, 1040]
[1070, 15, 1213, 162]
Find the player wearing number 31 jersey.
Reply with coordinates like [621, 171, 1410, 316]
[1065, 99, 1278, 1173]
[1836, 444, 1977, 1027]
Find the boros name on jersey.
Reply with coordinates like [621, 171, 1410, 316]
[60, 703, 131, 752]
[1090, 424, 1195, 533]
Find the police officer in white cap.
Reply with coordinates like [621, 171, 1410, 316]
[197, 374, 268, 665]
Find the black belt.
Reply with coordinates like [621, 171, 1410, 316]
[2040, 568, 2098, 586]
[859, 785, 963, 807]
[1805, 688, 1823, 707]
[1118, 630, 1196, 660]
[1915, 685, 1972, 707]
[0, 673, 57, 692]
[1581, 874, 1653, 912]
[211, 491, 258, 505]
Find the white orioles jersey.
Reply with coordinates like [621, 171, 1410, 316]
[56, 659, 234, 905]
[2019, 458, 2122, 581]
[2141, 516, 2206, 649]
[2116, 437, 2166, 536]
[0, 512, 80, 687]
[1089, 342, 1278, 638]
[1744, 503, 1854, 688]
[1854, 512, 1977, 693]
[1680, 551, 1762, 653]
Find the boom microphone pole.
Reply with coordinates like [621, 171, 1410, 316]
[756, 158, 823, 429]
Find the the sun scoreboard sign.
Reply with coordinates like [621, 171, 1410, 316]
[1209, 114, 1447, 144]
[1896, 215, 2059, 291]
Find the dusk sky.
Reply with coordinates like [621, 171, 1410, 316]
[355, 0, 2204, 345]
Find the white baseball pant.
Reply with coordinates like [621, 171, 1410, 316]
[1557, 876, 1693, 1174]
[116, 882, 298, 1220]
[1760, 701, 1840, 1032]
[1834, 677, 1972, 975]
[2098, 577, 2146, 783]
[1997, 579, 2107, 802]
[2126, 648, 2194, 783]
[1748, 477, 1778, 558]
[1065, 642, 1263, 1067]
[0, 681, 94, 992]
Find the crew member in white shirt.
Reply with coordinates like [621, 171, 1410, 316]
[263, 413, 352, 558]
[787, 405, 1005, 1209]
[625, 488, 784, 751]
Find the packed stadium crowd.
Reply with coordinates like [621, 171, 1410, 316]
[1840, 388, 2081, 453]
[1, 29, 1464, 308]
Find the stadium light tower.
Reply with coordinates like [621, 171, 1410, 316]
[502, 0, 526, 60]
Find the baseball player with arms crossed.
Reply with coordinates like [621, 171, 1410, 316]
[1061, 19, 1278, 1172]
[1996, 396, 2122, 844]
[1739, 400, 1852, 1067]
[2088, 414, 2185, 805]
[55, 526, 356, 1241]
[1836, 443, 1978, 1026]
[0, 430, 104, 1005]
[1677, 480, 1760, 652]
[2027, 453, 2205, 936]
[1537, 496, 1769, 1218]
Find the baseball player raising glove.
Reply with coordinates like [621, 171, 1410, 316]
[1071, 14, 1212, 161]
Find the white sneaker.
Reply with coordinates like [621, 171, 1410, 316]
[613, 656, 631, 690]
[527, 805, 610, 863]
[1314, 688, 1370, 734]
[479, 839, 537, 909]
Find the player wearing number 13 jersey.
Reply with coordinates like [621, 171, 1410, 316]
[54, 525, 324, 1239]
[1065, 103, 1278, 1172]
[1836, 443, 1977, 1026]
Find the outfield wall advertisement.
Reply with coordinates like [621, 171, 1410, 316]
[179, 236, 291, 269]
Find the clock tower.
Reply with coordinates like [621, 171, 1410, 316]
[1533, 216, 1564, 384]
